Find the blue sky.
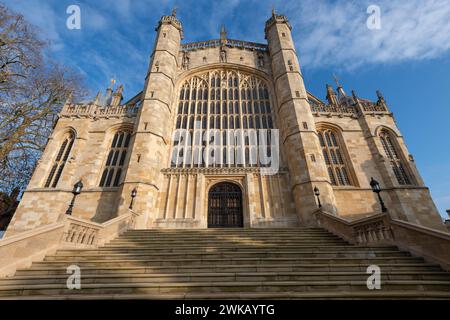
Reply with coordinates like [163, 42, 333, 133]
[3, 0, 450, 218]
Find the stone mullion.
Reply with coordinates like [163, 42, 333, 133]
[188, 77, 195, 169]
[238, 72, 245, 168]
[205, 72, 211, 168]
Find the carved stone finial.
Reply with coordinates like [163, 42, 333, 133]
[272, 6, 276, 17]
[93, 91, 102, 105]
[172, 6, 177, 17]
[220, 25, 227, 40]
[333, 74, 341, 88]
[326, 84, 337, 106]
[376, 90, 385, 101]
[109, 78, 116, 89]
[116, 84, 124, 95]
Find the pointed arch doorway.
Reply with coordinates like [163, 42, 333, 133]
[208, 182, 243, 228]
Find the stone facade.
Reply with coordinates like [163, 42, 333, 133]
[5, 11, 447, 236]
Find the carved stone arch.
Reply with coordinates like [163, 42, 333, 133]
[374, 125, 402, 138]
[105, 123, 134, 136]
[315, 121, 345, 133]
[206, 179, 244, 194]
[52, 126, 77, 141]
[175, 63, 273, 87]
[207, 180, 244, 228]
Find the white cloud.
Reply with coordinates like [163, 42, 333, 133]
[3, 0, 64, 49]
[285, 0, 450, 69]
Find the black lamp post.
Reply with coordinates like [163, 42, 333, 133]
[129, 188, 137, 210]
[314, 186, 322, 208]
[66, 180, 83, 215]
[370, 177, 387, 213]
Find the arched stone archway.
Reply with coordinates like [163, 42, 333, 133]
[207, 182, 243, 228]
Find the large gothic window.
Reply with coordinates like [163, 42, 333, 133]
[379, 130, 411, 185]
[99, 131, 131, 187]
[172, 70, 274, 168]
[318, 128, 353, 186]
[45, 132, 75, 188]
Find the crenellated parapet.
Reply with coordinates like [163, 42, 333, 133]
[60, 83, 141, 119]
[181, 39, 268, 53]
[60, 103, 140, 119]
[309, 85, 390, 118]
[264, 12, 292, 35]
[157, 13, 183, 39]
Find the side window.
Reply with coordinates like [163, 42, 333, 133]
[45, 133, 75, 188]
[99, 131, 131, 187]
[379, 131, 411, 185]
[318, 128, 353, 186]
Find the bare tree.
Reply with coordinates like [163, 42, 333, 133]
[0, 3, 86, 194]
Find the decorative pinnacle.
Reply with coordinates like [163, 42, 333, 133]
[109, 78, 116, 89]
[220, 25, 227, 40]
[376, 90, 385, 101]
[333, 74, 342, 88]
[272, 6, 276, 16]
[172, 6, 177, 17]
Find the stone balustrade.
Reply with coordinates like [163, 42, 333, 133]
[314, 210, 393, 245]
[0, 210, 141, 276]
[310, 102, 358, 115]
[314, 209, 450, 270]
[353, 219, 393, 244]
[181, 38, 268, 52]
[62, 217, 102, 248]
[361, 101, 388, 113]
[60, 103, 139, 118]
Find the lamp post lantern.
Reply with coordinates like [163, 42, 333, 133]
[129, 188, 137, 210]
[314, 186, 322, 209]
[370, 177, 387, 213]
[66, 180, 83, 215]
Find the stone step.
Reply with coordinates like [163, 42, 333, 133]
[119, 235, 333, 240]
[33, 256, 426, 268]
[2, 271, 450, 287]
[57, 246, 400, 255]
[15, 263, 443, 276]
[111, 237, 348, 244]
[44, 250, 411, 261]
[111, 237, 349, 245]
[1, 280, 450, 297]
[3, 291, 450, 300]
[126, 228, 324, 233]
[3, 227, 448, 299]
[115, 233, 341, 237]
[107, 240, 348, 246]
[55, 246, 402, 254]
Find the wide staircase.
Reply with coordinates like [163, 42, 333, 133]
[1, 228, 450, 299]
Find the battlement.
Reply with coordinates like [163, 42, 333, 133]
[60, 103, 139, 119]
[181, 38, 268, 53]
